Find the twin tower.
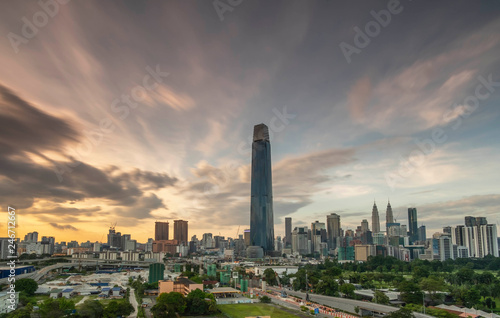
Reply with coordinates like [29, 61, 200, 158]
[250, 124, 275, 254]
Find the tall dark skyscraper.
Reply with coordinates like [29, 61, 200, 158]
[155, 221, 169, 241]
[173, 220, 188, 245]
[408, 208, 418, 242]
[285, 217, 292, 248]
[250, 123, 274, 253]
[372, 202, 380, 234]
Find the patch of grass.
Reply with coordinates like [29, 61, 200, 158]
[219, 303, 299, 318]
[34, 295, 50, 303]
[71, 295, 85, 304]
[97, 297, 129, 307]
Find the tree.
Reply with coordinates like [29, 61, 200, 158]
[412, 266, 430, 280]
[103, 300, 134, 318]
[6, 303, 33, 318]
[185, 289, 216, 315]
[340, 283, 355, 298]
[476, 271, 495, 285]
[456, 267, 474, 285]
[152, 292, 186, 318]
[315, 277, 339, 297]
[373, 290, 390, 305]
[260, 295, 271, 303]
[78, 299, 104, 318]
[398, 280, 423, 304]
[15, 279, 38, 296]
[39, 298, 75, 318]
[263, 268, 277, 286]
[485, 297, 494, 309]
[325, 267, 342, 277]
[384, 307, 415, 318]
[419, 276, 446, 304]
[463, 288, 480, 308]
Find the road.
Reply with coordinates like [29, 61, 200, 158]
[268, 287, 433, 318]
[128, 288, 138, 318]
[76, 296, 89, 306]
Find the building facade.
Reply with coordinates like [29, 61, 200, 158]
[250, 124, 275, 253]
[372, 202, 380, 234]
[155, 222, 169, 241]
[173, 220, 188, 245]
[408, 208, 418, 243]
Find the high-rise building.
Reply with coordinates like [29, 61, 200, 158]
[361, 219, 369, 233]
[285, 217, 292, 248]
[408, 208, 418, 243]
[311, 221, 325, 253]
[453, 225, 466, 247]
[250, 124, 274, 253]
[24, 232, 39, 243]
[465, 216, 488, 227]
[202, 233, 213, 249]
[107, 226, 122, 250]
[439, 235, 453, 261]
[478, 224, 499, 257]
[443, 226, 452, 235]
[155, 221, 169, 241]
[173, 220, 188, 245]
[149, 263, 165, 284]
[243, 229, 250, 247]
[291, 227, 308, 255]
[465, 216, 476, 227]
[418, 225, 427, 242]
[372, 202, 380, 234]
[327, 213, 341, 250]
[386, 201, 394, 232]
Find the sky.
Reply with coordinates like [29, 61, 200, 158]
[0, 0, 499, 243]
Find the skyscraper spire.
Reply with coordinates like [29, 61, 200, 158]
[372, 201, 380, 234]
[386, 200, 394, 232]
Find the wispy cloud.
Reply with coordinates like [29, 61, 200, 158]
[50, 223, 78, 231]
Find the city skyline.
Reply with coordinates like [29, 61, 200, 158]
[0, 1, 500, 242]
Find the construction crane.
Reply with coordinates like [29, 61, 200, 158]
[232, 226, 241, 264]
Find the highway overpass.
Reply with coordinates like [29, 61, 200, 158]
[268, 287, 433, 318]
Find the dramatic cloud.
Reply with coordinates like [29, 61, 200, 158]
[0, 1, 498, 241]
[0, 84, 80, 156]
[181, 148, 357, 232]
[0, 84, 178, 223]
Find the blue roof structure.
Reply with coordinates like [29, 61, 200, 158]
[112, 287, 121, 291]
[62, 289, 73, 293]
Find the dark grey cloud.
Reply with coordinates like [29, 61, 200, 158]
[0, 84, 177, 219]
[50, 223, 78, 231]
[0, 84, 80, 156]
